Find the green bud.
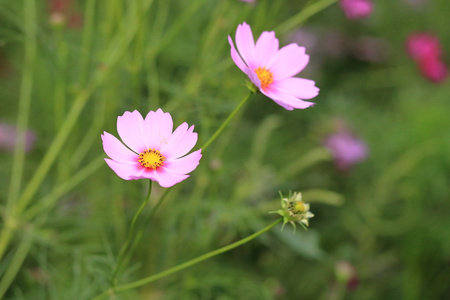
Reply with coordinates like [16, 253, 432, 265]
[270, 192, 314, 231]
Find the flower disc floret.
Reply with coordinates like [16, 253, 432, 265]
[101, 109, 202, 188]
[228, 22, 319, 110]
[138, 148, 165, 170]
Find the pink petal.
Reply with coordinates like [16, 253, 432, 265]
[228, 36, 248, 73]
[144, 108, 174, 150]
[267, 44, 309, 80]
[263, 89, 315, 110]
[246, 68, 262, 89]
[161, 123, 198, 158]
[117, 110, 147, 153]
[235, 22, 257, 69]
[152, 168, 190, 188]
[255, 31, 279, 65]
[102, 131, 137, 163]
[164, 149, 202, 174]
[272, 77, 319, 99]
[104, 158, 141, 180]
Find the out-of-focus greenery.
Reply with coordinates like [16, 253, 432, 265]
[1, 0, 449, 299]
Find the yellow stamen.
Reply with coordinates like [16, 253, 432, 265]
[254, 66, 274, 90]
[138, 148, 166, 170]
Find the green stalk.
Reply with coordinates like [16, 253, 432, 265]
[6, 0, 36, 210]
[275, 0, 338, 34]
[0, 231, 33, 298]
[200, 92, 253, 151]
[111, 180, 153, 286]
[93, 218, 282, 300]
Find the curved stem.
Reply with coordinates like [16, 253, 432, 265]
[200, 92, 253, 151]
[93, 218, 282, 300]
[111, 180, 153, 285]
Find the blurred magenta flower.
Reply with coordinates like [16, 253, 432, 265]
[405, 32, 442, 61]
[0, 123, 36, 152]
[405, 32, 448, 83]
[324, 128, 368, 171]
[228, 22, 319, 110]
[339, 0, 373, 20]
[102, 109, 202, 188]
[418, 55, 448, 83]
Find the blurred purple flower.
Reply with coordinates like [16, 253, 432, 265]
[0, 123, 37, 152]
[339, 0, 373, 20]
[324, 128, 368, 171]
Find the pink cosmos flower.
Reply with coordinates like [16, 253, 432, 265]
[228, 22, 319, 110]
[101, 109, 202, 188]
[339, 0, 373, 20]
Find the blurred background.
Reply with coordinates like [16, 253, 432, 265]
[1, 0, 449, 299]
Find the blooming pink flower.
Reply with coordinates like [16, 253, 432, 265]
[101, 109, 202, 188]
[339, 0, 373, 20]
[405, 32, 442, 62]
[228, 22, 319, 110]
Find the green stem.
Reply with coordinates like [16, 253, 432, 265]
[275, 0, 338, 34]
[201, 92, 253, 151]
[111, 180, 153, 286]
[6, 0, 36, 210]
[0, 230, 33, 299]
[93, 218, 282, 300]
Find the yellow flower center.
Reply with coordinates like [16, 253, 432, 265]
[138, 148, 166, 170]
[254, 67, 274, 90]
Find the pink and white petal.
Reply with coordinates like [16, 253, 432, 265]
[164, 149, 202, 174]
[102, 131, 138, 163]
[255, 31, 279, 65]
[267, 44, 309, 80]
[228, 36, 248, 73]
[161, 123, 198, 158]
[246, 68, 262, 89]
[104, 158, 141, 180]
[235, 22, 257, 69]
[117, 110, 147, 153]
[262, 89, 315, 110]
[153, 168, 190, 188]
[144, 109, 174, 150]
[272, 77, 319, 99]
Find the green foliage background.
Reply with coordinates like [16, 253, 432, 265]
[1, 0, 449, 299]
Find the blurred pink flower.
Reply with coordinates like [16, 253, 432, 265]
[405, 32, 442, 62]
[101, 109, 202, 188]
[228, 22, 319, 110]
[240, 0, 255, 3]
[324, 128, 368, 171]
[405, 32, 448, 83]
[0, 123, 36, 152]
[418, 55, 448, 83]
[339, 0, 373, 20]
